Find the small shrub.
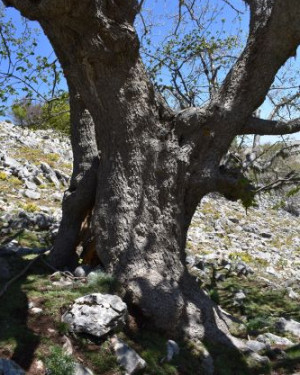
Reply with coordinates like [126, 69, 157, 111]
[20, 203, 39, 212]
[45, 345, 75, 375]
[8, 176, 22, 186]
[46, 153, 60, 162]
[0, 172, 8, 180]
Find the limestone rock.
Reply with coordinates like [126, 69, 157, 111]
[74, 265, 91, 278]
[166, 340, 180, 361]
[62, 293, 127, 337]
[246, 340, 269, 352]
[62, 335, 73, 356]
[23, 189, 41, 200]
[74, 363, 94, 375]
[256, 332, 294, 347]
[111, 336, 146, 374]
[276, 318, 300, 338]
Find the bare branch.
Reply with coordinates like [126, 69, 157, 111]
[241, 117, 300, 136]
[255, 172, 300, 194]
[221, 0, 244, 14]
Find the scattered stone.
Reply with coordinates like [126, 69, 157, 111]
[62, 294, 127, 338]
[23, 189, 41, 200]
[62, 335, 73, 356]
[41, 162, 60, 188]
[246, 340, 269, 352]
[276, 318, 300, 338]
[111, 336, 146, 374]
[25, 180, 37, 190]
[166, 340, 180, 361]
[287, 287, 299, 300]
[233, 290, 246, 305]
[74, 363, 94, 375]
[30, 307, 43, 315]
[74, 265, 91, 278]
[265, 266, 277, 276]
[32, 359, 45, 374]
[256, 332, 294, 347]
[3, 155, 21, 169]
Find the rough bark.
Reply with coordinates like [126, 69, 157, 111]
[49, 83, 99, 268]
[5, 0, 300, 347]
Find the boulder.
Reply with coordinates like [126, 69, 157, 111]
[62, 294, 127, 337]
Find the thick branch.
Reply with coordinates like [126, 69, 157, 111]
[241, 117, 300, 136]
[214, 0, 300, 123]
[3, 0, 139, 22]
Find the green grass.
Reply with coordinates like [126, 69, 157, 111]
[83, 341, 121, 373]
[207, 275, 300, 336]
[0, 248, 299, 375]
[19, 203, 39, 213]
[44, 345, 75, 375]
[11, 146, 60, 168]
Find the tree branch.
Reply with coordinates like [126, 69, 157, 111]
[255, 171, 300, 193]
[241, 117, 300, 136]
[213, 0, 300, 124]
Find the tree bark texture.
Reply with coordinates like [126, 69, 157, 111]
[5, 0, 300, 345]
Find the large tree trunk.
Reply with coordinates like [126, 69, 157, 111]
[5, 0, 300, 347]
[36, 5, 233, 342]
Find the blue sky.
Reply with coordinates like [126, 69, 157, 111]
[1, 0, 299, 142]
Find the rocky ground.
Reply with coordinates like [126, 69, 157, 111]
[0, 121, 299, 375]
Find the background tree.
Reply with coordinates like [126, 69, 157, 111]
[0, 3, 68, 127]
[2, 0, 300, 352]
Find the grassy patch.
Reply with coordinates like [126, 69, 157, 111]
[19, 203, 39, 213]
[208, 275, 300, 336]
[44, 345, 75, 375]
[82, 340, 121, 374]
[0, 171, 8, 180]
[12, 146, 60, 168]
